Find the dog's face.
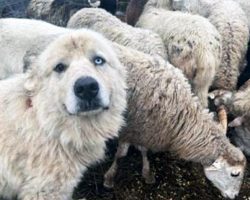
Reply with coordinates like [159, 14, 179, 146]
[25, 30, 126, 116]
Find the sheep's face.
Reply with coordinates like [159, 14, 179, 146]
[204, 154, 246, 199]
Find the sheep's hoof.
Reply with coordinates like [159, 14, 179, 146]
[144, 172, 156, 184]
[103, 177, 115, 188]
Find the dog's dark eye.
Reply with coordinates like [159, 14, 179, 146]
[54, 63, 67, 73]
[93, 56, 106, 66]
[231, 172, 240, 177]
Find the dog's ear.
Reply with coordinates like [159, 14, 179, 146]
[24, 65, 42, 95]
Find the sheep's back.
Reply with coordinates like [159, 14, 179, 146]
[209, 0, 249, 90]
[67, 8, 167, 59]
[114, 44, 219, 162]
[136, 8, 221, 81]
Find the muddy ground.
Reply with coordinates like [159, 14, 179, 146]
[73, 140, 250, 200]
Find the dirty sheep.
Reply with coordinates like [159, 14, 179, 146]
[26, 0, 107, 26]
[136, 3, 222, 107]
[104, 44, 246, 199]
[170, 0, 249, 91]
[211, 80, 250, 156]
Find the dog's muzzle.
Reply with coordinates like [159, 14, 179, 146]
[74, 76, 105, 112]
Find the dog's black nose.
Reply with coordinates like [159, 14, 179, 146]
[74, 77, 99, 101]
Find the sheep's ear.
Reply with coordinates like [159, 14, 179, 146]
[205, 157, 224, 171]
[228, 117, 244, 127]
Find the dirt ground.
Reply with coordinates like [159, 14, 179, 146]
[73, 140, 250, 200]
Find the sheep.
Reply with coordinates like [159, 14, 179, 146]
[26, 0, 83, 26]
[228, 80, 250, 156]
[237, 41, 250, 88]
[136, 5, 222, 107]
[210, 86, 250, 118]
[231, 0, 250, 30]
[104, 44, 246, 199]
[0, 18, 245, 199]
[26, 0, 103, 27]
[229, 114, 250, 156]
[125, 0, 190, 26]
[67, 8, 167, 59]
[0, 18, 70, 79]
[165, 0, 250, 90]
[26, 0, 119, 27]
[208, 0, 249, 90]
[210, 80, 250, 156]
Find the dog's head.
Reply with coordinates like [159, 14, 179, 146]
[25, 29, 127, 118]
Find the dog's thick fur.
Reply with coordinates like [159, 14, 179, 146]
[0, 29, 127, 199]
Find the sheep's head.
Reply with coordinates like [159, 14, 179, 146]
[228, 115, 250, 156]
[208, 89, 233, 108]
[203, 106, 246, 199]
[204, 150, 246, 199]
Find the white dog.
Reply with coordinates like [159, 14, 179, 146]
[0, 29, 127, 200]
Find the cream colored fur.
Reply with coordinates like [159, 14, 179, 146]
[0, 29, 127, 200]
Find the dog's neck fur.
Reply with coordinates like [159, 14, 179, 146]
[27, 93, 107, 159]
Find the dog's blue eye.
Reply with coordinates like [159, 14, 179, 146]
[54, 63, 67, 73]
[94, 56, 105, 66]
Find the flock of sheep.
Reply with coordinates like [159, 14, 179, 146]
[0, 0, 250, 199]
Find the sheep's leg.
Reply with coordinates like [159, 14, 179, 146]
[196, 88, 208, 108]
[193, 69, 214, 108]
[103, 142, 129, 188]
[138, 146, 155, 184]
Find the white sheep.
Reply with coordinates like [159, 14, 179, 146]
[167, 0, 250, 90]
[105, 44, 246, 200]
[0, 18, 70, 79]
[136, 5, 222, 107]
[229, 0, 250, 30]
[67, 8, 167, 59]
[210, 80, 250, 156]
